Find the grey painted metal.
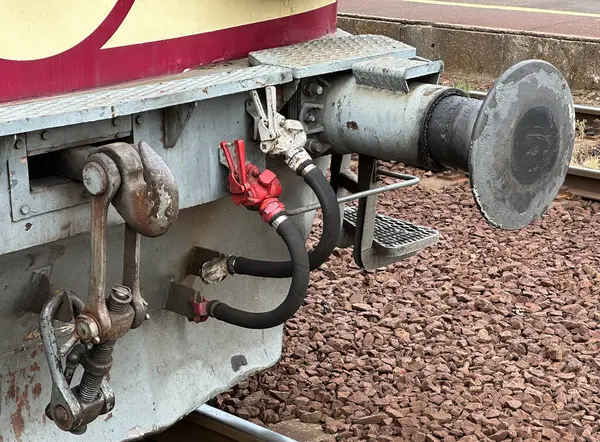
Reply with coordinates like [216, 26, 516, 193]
[7, 136, 95, 222]
[163, 102, 199, 149]
[249, 35, 416, 79]
[194, 405, 298, 442]
[0, 62, 292, 137]
[0, 162, 321, 441]
[353, 56, 444, 92]
[343, 206, 439, 259]
[26, 117, 133, 156]
[287, 173, 420, 216]
[319, 76, 453, 166]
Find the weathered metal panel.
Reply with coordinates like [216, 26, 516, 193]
[0, 93, 265, 256]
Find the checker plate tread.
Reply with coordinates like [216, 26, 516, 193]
[249, 34, 416, 78]
[344, 206, 439, 258]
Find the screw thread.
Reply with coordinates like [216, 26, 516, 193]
[78, 341, 115, 403]
[78, 372, 103, 403]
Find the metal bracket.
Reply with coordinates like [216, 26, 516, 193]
[163, 102, 198, 148]
[353, 56, 444, 93]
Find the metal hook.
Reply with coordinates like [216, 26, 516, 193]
[98, 141, 180, 238]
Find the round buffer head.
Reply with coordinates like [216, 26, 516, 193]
[469, 60, 575, 230]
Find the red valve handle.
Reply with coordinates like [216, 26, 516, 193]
[220, 140, 286, 223]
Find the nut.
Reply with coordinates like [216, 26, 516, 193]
[75, 314, 100, 343]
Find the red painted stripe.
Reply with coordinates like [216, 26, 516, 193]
[0, 3, 337, 104]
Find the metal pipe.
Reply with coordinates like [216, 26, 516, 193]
[287, 173, 420, 216]
[194, 405, 297, 442]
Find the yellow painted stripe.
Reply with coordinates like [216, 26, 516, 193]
[403, 0, 600, 19]
[104, 0, 335, 49]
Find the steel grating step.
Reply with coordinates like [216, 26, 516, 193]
[249, 34, 416, 78]
[343, 206, 439, 260]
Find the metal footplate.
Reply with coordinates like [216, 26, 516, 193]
[331, 154, 439, 270]
[249, 34, 416, 78]
[343, 206, 439, 262]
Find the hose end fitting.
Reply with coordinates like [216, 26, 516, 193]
[189, 298, 210, 323]
[201, 257, 230, 284]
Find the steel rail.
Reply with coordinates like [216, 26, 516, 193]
[190, 405, 298, 442]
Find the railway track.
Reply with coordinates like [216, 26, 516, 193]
[469, 90, 600, 201]
[145, 405, 298, 442]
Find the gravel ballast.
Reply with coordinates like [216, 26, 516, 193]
[216, 165, 600, 442]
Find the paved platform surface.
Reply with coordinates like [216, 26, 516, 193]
[338, 0, 600, 38]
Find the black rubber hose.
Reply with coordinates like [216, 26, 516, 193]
[231, 165, 340, 278]
[207, 217, 310, 329]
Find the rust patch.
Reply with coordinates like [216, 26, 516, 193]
[32, 384, 42, 399]
[30, 350, 37, 359]
[10, 385, 30, 442]
[24, 223, 32, 232]
[6, 372, 16, 403]
[10, 412, 23, 441]
[104, 412, 113, 421]
[29, 363, 40, 373]
[346, 121, 359, 131]
[202, 87, 209, 94]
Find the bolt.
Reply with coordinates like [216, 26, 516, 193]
[306, 139, 324, 154]
[112, 117, 121, 127]
[304, 113, 316, 124]
[82, 162, 108, 196]
[20, 205, 30, 215]
[54, 405, 69, 424]
[78, 341, 115, 403]
[14, 139, 24, 149]
[135, 115, 144, 125]
[41, 130, 50, 141]
[304, 82, 323, 97]
[107, 284, 132, 314]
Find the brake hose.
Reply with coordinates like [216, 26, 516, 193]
[206, 215, 310, 329]
[228, 161, 340, 278]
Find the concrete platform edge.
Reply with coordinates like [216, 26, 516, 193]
[338, 14, 600, 89]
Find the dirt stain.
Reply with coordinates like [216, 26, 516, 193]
[346, 121, 359, 131]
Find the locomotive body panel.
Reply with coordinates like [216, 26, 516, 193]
[0, 0, 336, 103]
